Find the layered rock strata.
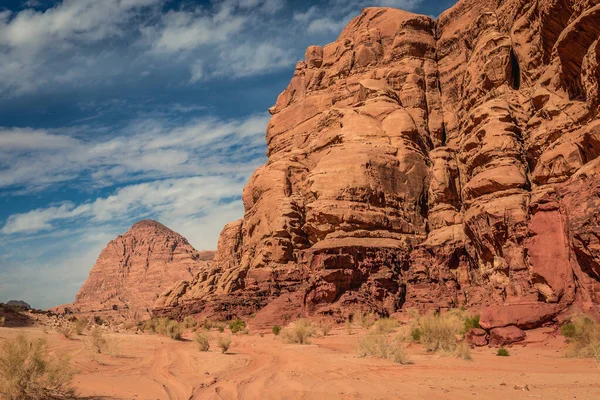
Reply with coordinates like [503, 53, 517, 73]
[58, 220, 211, 320]
[155, 0, 600, 328]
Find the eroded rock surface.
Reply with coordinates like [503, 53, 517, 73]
[58, 220, 211, 320]
[155, 0, 600, 327]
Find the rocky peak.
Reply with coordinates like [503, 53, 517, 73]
[65, 220, 212, 320]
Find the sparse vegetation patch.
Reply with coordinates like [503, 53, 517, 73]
[0, 334, 76, 400]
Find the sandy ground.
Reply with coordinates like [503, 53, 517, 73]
[0, 325, 599, 400]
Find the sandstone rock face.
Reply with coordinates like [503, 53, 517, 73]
[64, 220, 211, 320]
[155, 0, 600, 327]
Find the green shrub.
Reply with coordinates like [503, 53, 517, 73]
[217, 335, 232, 353]
[183, 316, 198, 330]
[229, 318, 246, 334]
[497, 348, 509, 357]
[0, 334, 76, 399]
[194, 333, 210, 352]
[410, 327, 422, 342]
[165, 320, 183, 340]
[272, 325, 281, 336]
[561, 322, 577, 338]
[463, 314, 481, 333]
[357, 333, 411, 365]
[282, 319, 315, 344]
[561, 314, 600, 361]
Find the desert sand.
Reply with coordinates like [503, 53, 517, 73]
[1, 324, 598, 400]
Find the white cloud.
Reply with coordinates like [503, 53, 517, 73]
[0, 113, 269, 191]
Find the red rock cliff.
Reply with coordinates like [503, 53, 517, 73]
[155, 0, 600, 328]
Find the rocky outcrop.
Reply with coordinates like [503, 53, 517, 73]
[59, 220, 212, 321]
[155, 0, 600, 327]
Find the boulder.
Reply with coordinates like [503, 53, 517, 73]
[489, 326, 527, 347]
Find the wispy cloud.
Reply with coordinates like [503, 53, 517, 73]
[0, 113, 268, 192]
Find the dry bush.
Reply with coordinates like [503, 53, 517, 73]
[183, 316, 198, 330]
[73, 319, 87, 336]
[217, 335, 232, 353]
[165, 320, 183, 340]
[561, 314, 600, 362]
[194, 333, 210, 352]
[455, 340, 472, 360]
[358, 312, 376, 330]
[0, 334, 76, 399]
[357, 333, 411, 365]
[199, 318, 213, 331]
[418, 312, 463, 352]
[345, 319, 353, 335]
[372, 318, 399, 334]
[318, 320, 333, 336]
[89, 327, 107, 354]
[57, 325, 74, 340]
[281, 319, 316, 344]
[214, 322, 226, 333]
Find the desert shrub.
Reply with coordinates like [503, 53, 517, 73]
[272, 325, 281, 335]
[282, 319, 316, 344]
[89, 327, 107, 354]
[217, 335, 232, 353]
[165, 320, 183, 340]
[345, 319, 353, 335]
[93, 315, 104, 326]
[73, 319, 87, 335]
[410, 327, 422, 342]
[194, 333, 210, 352]
[229, 318, 246, 334]
[357, 333, 411, 365]
[497, 348, 509, 357]
[214, 322, 226, 333]
[57, 325, 74, 340]
[455, 341, 472, 360]
[358, 312, 376, 330]
[418, 312, 463, 352]
[200, 318, 214, 331]
[319, 320, 333, 336]
[0, 316, 5, 327]
[372, 318, 399, 334]
[561, 314, 600, 361]
[462, 314, 481, 333]
[183, 316, 197, 330]
[561, 323, 577, 338]
[0, 334, 76, 399]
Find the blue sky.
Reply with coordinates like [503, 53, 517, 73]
[0, 0, 455, 309]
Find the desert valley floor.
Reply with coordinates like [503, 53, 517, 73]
[1, 323, 598, 400]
